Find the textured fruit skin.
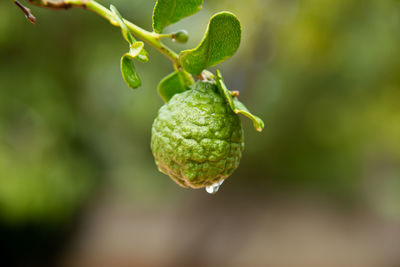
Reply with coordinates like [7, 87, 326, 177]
[151, 81, 244, 189]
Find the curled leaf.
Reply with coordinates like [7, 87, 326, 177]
[152, 0, 203, 33]
[129, 42, 144, 57]
[128, 41, 149, 63]
[179, 12, 241, 75]
[215, 70, 264, 132]
[158, 70, 194, 102]
[121, 54, 141, 89]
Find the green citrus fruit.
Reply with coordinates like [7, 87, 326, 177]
[151, 81, 244, 189]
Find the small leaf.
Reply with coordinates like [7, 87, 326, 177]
[152, 0, 203, 33]
[110, 5, 135, 45]
[121, 54, 141, 89]
[136, 49, 149, 63]
[158, 70, 194, 102]
[215, 70, 264, 132]
[129, 41, 149, 62]
[232, 98, 265, 132]
[179, 12, 241, 76]
[131, 42, 149, 63]
[110, 5, 149, 63]
[215, 70, 235, 108]
[129, 42, 144, 57]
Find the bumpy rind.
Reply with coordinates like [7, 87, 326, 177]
[151, 81, 244, 189]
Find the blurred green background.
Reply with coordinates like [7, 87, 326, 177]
[1, 0, 400, 266]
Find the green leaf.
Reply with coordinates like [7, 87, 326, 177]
[129, 42, 144, 57]
[179, 12, 241, 76]
[136, 49, 149, 63]
[152, 0, 203, 33]
[215, 70, 264, 132]
[232, 98, 265, 132]
[121, 54, 141, 89]
[158, 70, 194, 102]
[111, 5, 149, 63]
[129, 41, 149, 63]
[110, 5, 136, 44]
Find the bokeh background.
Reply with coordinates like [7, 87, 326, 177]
[1, 0, 400, 266]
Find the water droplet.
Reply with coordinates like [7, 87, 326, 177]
[205, 180, 224, 194]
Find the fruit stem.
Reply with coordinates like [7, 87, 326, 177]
[25, 0, 181, 66]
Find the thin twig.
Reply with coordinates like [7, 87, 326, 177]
[15, 0, 37, 24]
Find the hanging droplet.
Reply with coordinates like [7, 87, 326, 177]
[205, 180, 224, 194]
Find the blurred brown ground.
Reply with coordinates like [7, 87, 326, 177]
[60, 192, 400, 267]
